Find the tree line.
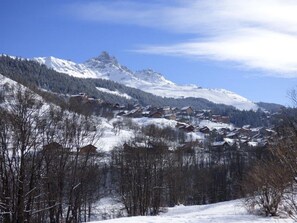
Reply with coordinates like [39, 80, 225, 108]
[244, 108, 297, 220]
[0, 86, 271, 222]
[0, 87, 104, 223]
[109, 123, 268, 216]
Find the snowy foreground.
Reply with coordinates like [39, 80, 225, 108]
[87, 199, 292, 223]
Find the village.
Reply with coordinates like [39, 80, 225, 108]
[69, 93, 276, 152]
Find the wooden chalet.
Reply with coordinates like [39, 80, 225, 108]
[181, 106, 193, 115]
[79, 144, 97, 155]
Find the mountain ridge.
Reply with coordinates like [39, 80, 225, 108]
[33, 52, 258, 110]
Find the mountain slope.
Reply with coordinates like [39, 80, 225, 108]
[0, 55, 235, 112]
[33, 52, 258, 110]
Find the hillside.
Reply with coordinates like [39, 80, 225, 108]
[33, 52, 258, 110]
[87, 199, 292, 223]
[0, 55, 237, 111]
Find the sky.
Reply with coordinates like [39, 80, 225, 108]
[1, 0, 297, 105]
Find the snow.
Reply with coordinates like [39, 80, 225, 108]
[132, 117, 177, 129]
[134, 69, 175, 86]
[90, 197, 126, 221]
[32, 53, 258, 111]
[96, 87, 132, 99]
[86, 199, 292, 223]
[224, 138, 236, 146]
[96, 127, 134, 152]
[33, 56, 99, 79]
[94, 117, 207, 152]
[199, 120, 234, 131]
[0, 73, 24, 88]
[248, 141, 259, 147]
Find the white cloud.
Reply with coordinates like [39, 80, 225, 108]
[69, 0, 297, 77]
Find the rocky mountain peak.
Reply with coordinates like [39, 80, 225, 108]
[90, 51, 118, 65]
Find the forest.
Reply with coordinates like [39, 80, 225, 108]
[0, 86, 293, 223]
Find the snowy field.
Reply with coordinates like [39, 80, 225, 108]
[87, 199, 293, 223]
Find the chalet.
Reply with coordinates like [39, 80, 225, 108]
[252, 133, 261, 140]
[195, 113, 205, 119]
[211, 141, 228, 148]
[223, 138, 236, 147]
[79, 144, 97, 154]
[113, 103, 121, 109]
[171, 107, 179, 113]
[199, 126, 210, 134]
[181, 106, 193, 115]
[175, 123, 194, 132]
[178, 142, 199, 154]
[163, 106, 172, 115]
[69, 94, 88, 105]
[212, 115, 230, 124]
[43, 142, 63, 152]
[265, 128, 276, 136]
[226, 132, 238, 139]
[242, 125, 251, 129]
[149, 111, 163, 118]
[124, 108, 143, 118]
[212, 115, 220, 122]
[176, 122, 187, 129]
[220, 116, 230, 124]
[239, 127, 252, 137]
[115, 111, 126, 116]
[42, 142, 70, 156]
[240, 139, 249, 145]
[146, 106, 158, 113]
[164, 113, 176, 120]
[141, 111, 150, 117]
[184, 125, 195, 132]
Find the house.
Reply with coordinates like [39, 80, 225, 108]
[69, 94, 88, 105]
[212, 115, 230, 124]
[226, 132, 238, 139]
[42, 142, 69, 156]
[164, 113, 176, 120]
[163, 106, 172, 115]
[124, 107, 143, 118]
[181, 106, 193, 115]
[199, 126, 210, 134]
[176, 122, 187, 129]
[79, 144, 97, 154]
[211, 141, 228, 148]
[43, 142, 63, 152]
[115, 111, 126, 116]
[113, 103, 120, 109]
[220, 116, 230, 124]
[239, 127, 252, 137]
[196, 113, 205, 119]
[149, 111, 163, 118]
[141, 111, 150, 117]
[223, 138, 236, 147]
[175, 123, 195, 132]
[184, 125, 195, 132]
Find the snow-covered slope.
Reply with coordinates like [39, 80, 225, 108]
[87, 199, 291, 223]
[33, 52, 258, 110]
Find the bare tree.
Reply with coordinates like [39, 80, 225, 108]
[244, 158, 290, 216]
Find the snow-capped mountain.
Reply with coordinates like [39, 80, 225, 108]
[134, 69, 175, 86]
[33, 52, 258, 110]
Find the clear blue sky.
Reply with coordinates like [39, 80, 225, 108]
[1, 0, 297, 106]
